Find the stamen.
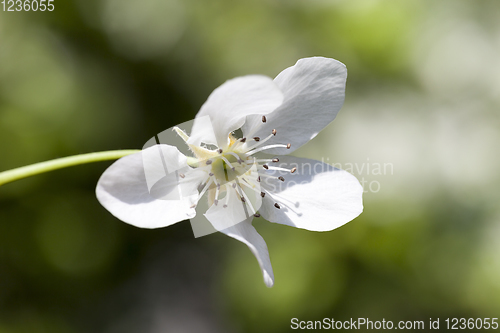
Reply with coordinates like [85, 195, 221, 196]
[209, 172, 214, 177]
[263, 164, 269, 170]
[206, 159, 213, 165]
[264, 189, 301, 215]
[221, 156, 236, 170]
[236, 186, 256, 214]
[254, 213, 261, 217]
[272, 129, 277, 136]
[278, 176, 285, 182]
[179, 173, 185, 178]
[215, 182, 220, 205]
[190, 204, 196, 209]
[243, 132, 276, 152]
[244, 158, 273, 164]
[232, 182, 237, 188]
[240, 138, 247, 143]
[287, 143, 291, 149]
[241, 117, 269, 140]
[246, 144, 290, 155]
[261, 192, 265, 197]
[197, 178, 214, 201]
[249, 171, 278, 179]
[238, 178, 263, 195]
[266, 166, 291, 173]
[224, 184, 231, 207]
[217, 148, 223, 154]
[253, 137, 260, 142]
[291, 167, 297, 173]
[258, 186, 297, 215]
[193, 164, 213, 172]
[272, 158, 279, 163]
[227, 152, 243, 164]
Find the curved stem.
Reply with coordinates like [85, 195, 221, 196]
[0, 150, 140, 187]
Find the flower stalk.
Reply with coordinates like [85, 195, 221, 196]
[0, 150, 140, 187]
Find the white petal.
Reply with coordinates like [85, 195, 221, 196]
[243, 57, 347, 155]
[258, 156, 363, 231]
[96, 145, 199, 229]
[204, 179, 262, 232]
[141, 144, 188, 192]
[149, 167, 205, 201]
[190, 161, 263, 238]
[190, 75, 284, 148]
[186, 115, 218, 148]
[220, 218, 275, 287]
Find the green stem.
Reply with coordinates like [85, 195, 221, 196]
[0, 150, 140, 187]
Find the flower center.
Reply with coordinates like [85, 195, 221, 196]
[208, 147, 248, 184]
[174, 117, 296, 214]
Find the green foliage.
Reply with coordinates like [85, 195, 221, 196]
[1, 0, 499, 331]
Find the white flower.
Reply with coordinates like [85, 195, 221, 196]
[96, 57, 363, 287]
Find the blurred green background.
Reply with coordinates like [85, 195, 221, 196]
[1, 0, 500, 332]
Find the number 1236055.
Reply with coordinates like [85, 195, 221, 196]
[2, 0, 54, 11]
